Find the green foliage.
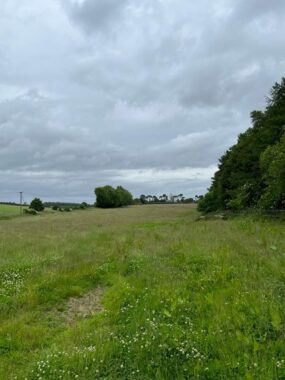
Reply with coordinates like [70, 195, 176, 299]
[199, 77, 285, 212]
[30, 198, 45, 212]
[79, 202, 88, 209]
[95, 185, 133, 208]
[259, 135, 285, 208]
[95, 186, 118, 208]
[197, 191, 219, 213]
[23, 209, 38, 215]
[116, 186, 133, 207]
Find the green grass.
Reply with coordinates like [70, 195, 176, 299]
[0, 204, 56, 220]
[0, 204, 23, 218]
[0, 205, 284, 379]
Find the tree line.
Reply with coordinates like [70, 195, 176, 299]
[24, 190, 201, 212]
[198, 77, 285, 213]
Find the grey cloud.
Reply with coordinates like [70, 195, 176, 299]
[1, 0, 285, 202]
[234, 0, 285, 21]
[65, 0, 130, 33]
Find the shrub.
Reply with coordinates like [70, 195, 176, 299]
[24, 209, 38, 215]
[198, 191, 219, 213]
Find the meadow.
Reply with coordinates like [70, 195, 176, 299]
[0, 204, 284, 379]
[0, 204, 24, 219]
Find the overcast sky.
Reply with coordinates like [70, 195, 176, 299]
[0, 0, 284, 203]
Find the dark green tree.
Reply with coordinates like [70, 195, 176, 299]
[95, 185, 133, 208]
[259, 135, 285, 209]
[199, 77, 285, 212]
[30, 198, 45, 212]
[116, 186, 133, 206]
[79, 202, 88, 209]
[95, 186, 118, 208]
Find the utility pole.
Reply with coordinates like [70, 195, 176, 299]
[19, 192, 23, 214]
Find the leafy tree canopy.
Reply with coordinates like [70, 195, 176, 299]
[95, 185, 133, 208]
[30, 198, 45, 212]
[198, 77, 285, 212]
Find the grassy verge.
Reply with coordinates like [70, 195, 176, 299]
[0, 205, 284, 379]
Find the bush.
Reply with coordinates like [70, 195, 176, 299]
[52, 205, 59, 211]
[79, 202, 88, 210]
[24, 209, 38, 215]
[30, 198, 45, 212]
[197, 191, 219, 213]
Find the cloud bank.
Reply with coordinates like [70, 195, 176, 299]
[1, 0, 284, 202]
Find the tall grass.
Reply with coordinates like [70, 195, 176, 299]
[0, 205, 284, 379]
[0, 204, 23, 219]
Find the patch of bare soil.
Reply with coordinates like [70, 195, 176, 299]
[64, 287, 104, 324]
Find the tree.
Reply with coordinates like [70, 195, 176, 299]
[199, 77, 285, 212]
[162, 194, 168, 202]
[259, 134, 285, 209]
[140, 194, 146, 204]
[197, 191, 217, 213]
[184, 197, 194, 203]
[95, 186, 118, 208]
[116, 186, 133, 206]
[178, 194, 184, 202]
[95, 185, 133, 208]
[79, 202, 88, 209]
[30, 198, 45, 212]
[146, 195, 153, 203]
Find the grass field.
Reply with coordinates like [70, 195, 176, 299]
[0, 204, 23, 218]
[0, 205, 284, 379]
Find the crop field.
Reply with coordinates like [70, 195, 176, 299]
[0, 205, 284, 379]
